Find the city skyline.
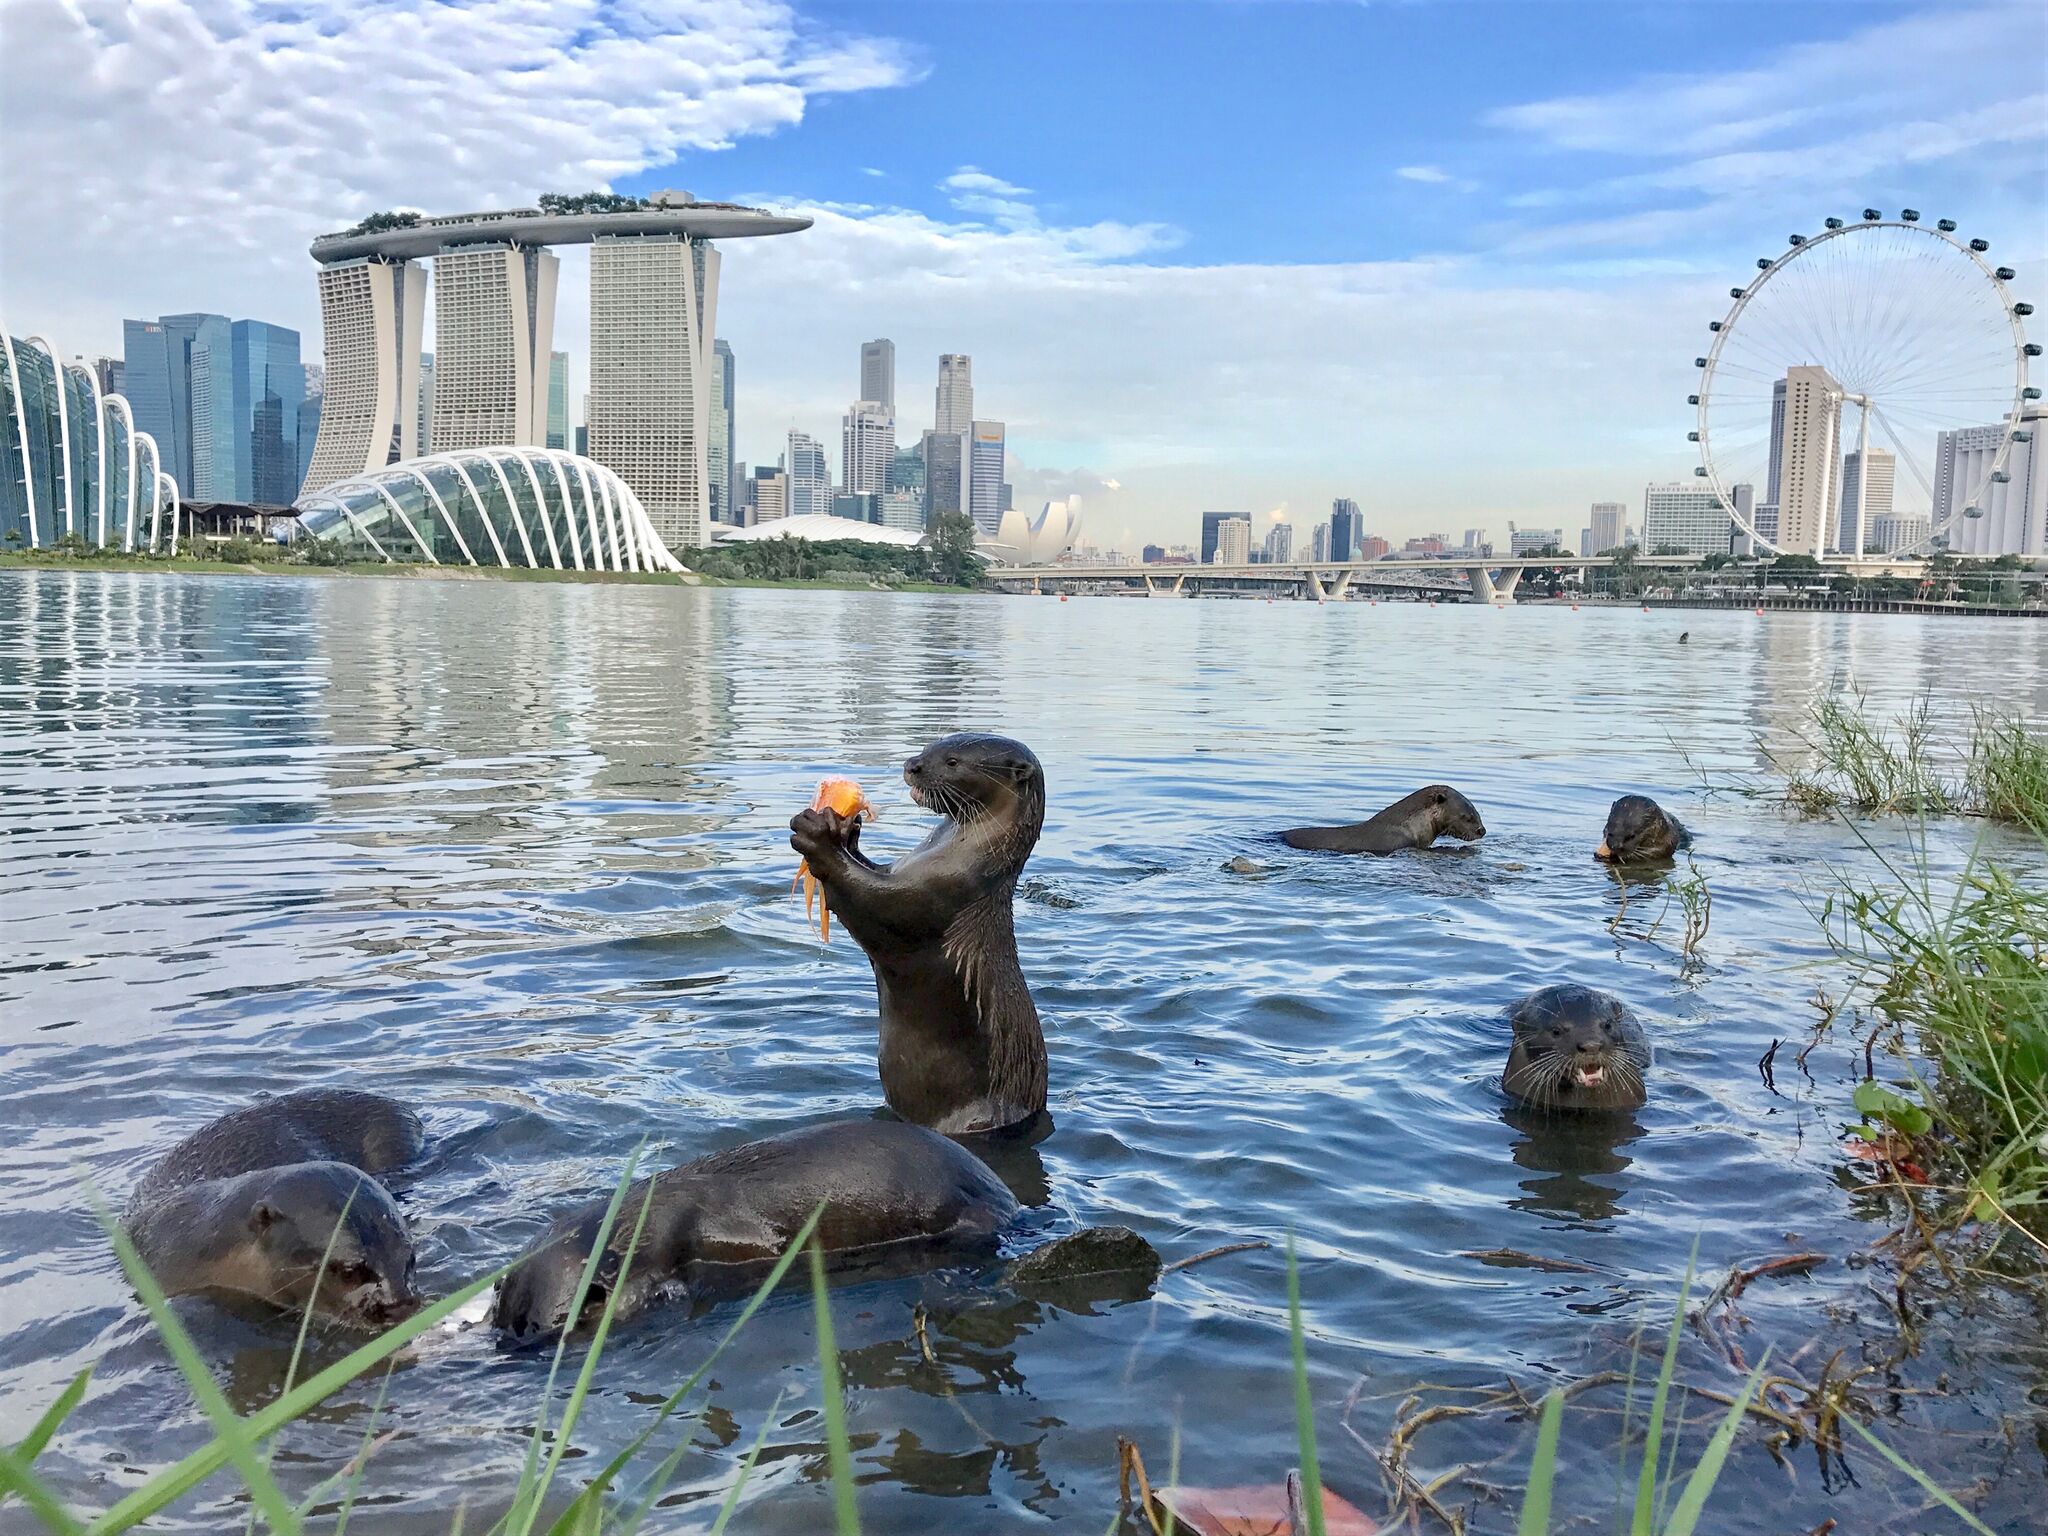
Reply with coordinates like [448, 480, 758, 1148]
[2, 2, 2042, 550]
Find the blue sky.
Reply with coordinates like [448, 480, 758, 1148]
[3, 0, 2043, 549]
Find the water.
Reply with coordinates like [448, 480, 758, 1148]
[3, 568, 2044, 1533]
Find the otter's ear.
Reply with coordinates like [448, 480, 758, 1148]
[248, 1202, 279, 1235]
[1432, 790, 1448, 804]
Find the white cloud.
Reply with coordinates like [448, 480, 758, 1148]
[860, 166, 887, 178]
[1396, 165, 1453, 184]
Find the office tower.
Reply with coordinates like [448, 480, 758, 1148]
[1459, 527, 1486, 552]
[178, 316, 234, 497]
[1310, 522, 1331, 561]
[1588, 502, 1626, 554]
[1264, 521, 1294, 562]
[708, 339, 735, 522]
[1215, 516, 1251, 565]
[1870, 513, 1932, 553]
[752, 466, 788, 524]
[124, 314, 204, 492]
[1328, 498, 1363, 561]
[1200, 511, 1251, 564]
[546, 351, 569, 450]
[1773, 365, 1843, 556]
[299, 391, 321, 492]
[923, 430, 966, 518]
[1000, 481, 1013, 513]
[784, 431, 828, 517]
[935, 354, 973, 433]
[1641, 482, 1736, 555]
[225, 320, 305, 505]
[1579, 528, 1593, 557]
[1766, 378, 1787, 505]
[1509, 527, 1563, 555]
[1935, 404, 2046, 557]
[430, 244, 558, 450]
[416, 354, 435, 456]
[588, 233, 721, 549]
[968, 419, 1005, 533]
[303, 258, 426, 492]
[860, 339, 895, 413]
[1836, 447, 1894, 555]
[842, 401, 895, 494]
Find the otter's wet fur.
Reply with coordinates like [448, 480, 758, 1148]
[126, 1088, 424, 1329]
[1280, 785, 1487, 855]
[1501, 985, 1651, 1113]
[1597, 795, 1690, 865]
[492, 1120, 1019, 1342]
[790, 733, 1048, 1135]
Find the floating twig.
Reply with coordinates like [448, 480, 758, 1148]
[1162, 1239, 1271, 1274]
[1458, 1248, 1602, 1275]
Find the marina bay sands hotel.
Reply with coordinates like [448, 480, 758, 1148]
[300, 192, 809, 551]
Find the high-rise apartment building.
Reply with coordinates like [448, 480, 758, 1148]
[1329, 499, 1363, 561]
[1214, 516, 1251, 565]
[589, 233, 721, 550]
[417, 353, 435, 456]
[935, 354, 973, 433]
[1264, 522, 1294, 562]
[304, 257, 426, 492]
[430, 243, 558, 450]
[1935, 404, 2047, 557]
[1836, 447, 1894, 555]
[968, 419, 1005, 533]
[1588, 502, 1626, 554]
[751, 466, 788, 524]
[546, 351, 569, 450]
[1641, 482, 1735, 555]
[1310, 522, 1332, 561]
[708, 340, 735, 522]
[860, 339, 895, 413]
[1773, 365, 1843, 556]
[785, 430, 829, 517]
[842, 401, 895, 494]
[1200, 511, 1251, 564]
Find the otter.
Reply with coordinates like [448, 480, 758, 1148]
[1280, 785, 1486, 855]
[1596, 795, 1690, 864]
[492, 1120, 1020, 1342]
[789, 732, 1048, 1135]
[1501, 985, 1650, 1112]
[125, 1089, 424, 1329]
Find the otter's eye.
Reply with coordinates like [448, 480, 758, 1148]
[946, 757, 959, 768]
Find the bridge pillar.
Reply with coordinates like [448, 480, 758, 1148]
[1172, 572, 1187, 596]
[1330, 570, 1354, 599]
[1467, 566, 1522, 604]
[1304, 569, 1326, 601]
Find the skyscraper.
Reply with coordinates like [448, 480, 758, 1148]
[1216, 516, 1252, 565]
[923, 430, 965, 519]
[1836, 447, 1894, 556]
[1766, 378, 1787, 506]
[1310, 522, 1331, 561]
[709, 340, 735, 522]
[1200, 511, 1252, 564]
[1329, 498, 1363, 561]
[1264, 521, 1294, 562]
[299, 391, 321, 492]
[124, 311, 303, 502]
[1773, 365, 1843, 557]
[1641, 482, 1736, 555]
[752, 465, 788, 524]
[227, 320, 305, 505]
[546, 351, 569, 450]
[431, 243, 558, 450]
[416, 353, 434, 457]
[886, 446, 926, 528]
[935, 354, 973, 433]
[1588, 502, 1626, 554]
[861, 339, 895, 413]
[786, 430, 829, 517]
[303, 257, 426, 492]
[1935, 403, 2047, 558]
[842, 402, 895, 494]
[589, 233, 721, 550]
[968, 420, 1005, 533]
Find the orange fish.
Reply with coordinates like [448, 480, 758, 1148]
[793, 777, 875, 942]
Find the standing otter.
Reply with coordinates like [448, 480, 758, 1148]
[125, 1089, 424, 1329]
[789, 733, 1048, 1135]
[492, 1120, 1019, 1342]
[1596, 795, 1690, 864]
[1502, 986, 1651, 1112]
[1280, 785, 1486, 854]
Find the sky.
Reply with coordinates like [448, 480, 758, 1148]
[2, 0, 2044, 551]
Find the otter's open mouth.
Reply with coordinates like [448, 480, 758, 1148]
[1595, 842, 1614, 861]
[1573, 1063, 1607, 1089]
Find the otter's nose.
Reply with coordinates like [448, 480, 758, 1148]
[1595, 842, 1612, 860]
[904, 757, 924, 779]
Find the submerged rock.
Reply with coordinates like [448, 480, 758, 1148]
[1006, 1225, 1161, 1305]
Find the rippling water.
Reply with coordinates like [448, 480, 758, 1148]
[3, 568, 2045, 1532]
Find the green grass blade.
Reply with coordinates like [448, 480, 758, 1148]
[1659, 1352, 1769, 1536]
[1285, 1234, 1326, 1536]
[0, 1442, 86, 1535]
[10, 1366, 91, 1467]
[1631, 1241, 1696, 1536]
[539, 1202, 825, 1536]
[1836, 1412, 1998, 1536]
[325, 1365, 394, 1536]
[96, 1205, 301, 1534]
[255, 1188, 360, 1536]
[808, 1239, 860, 1536]
[83, 1263, 508, 1536]
[1516, 1389, 1564, 1536]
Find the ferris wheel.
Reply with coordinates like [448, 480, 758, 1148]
[1692, 210, 2036, 558]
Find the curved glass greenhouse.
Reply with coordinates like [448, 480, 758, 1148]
[295, 448, 684, 571]
[3, 330, 177, 552]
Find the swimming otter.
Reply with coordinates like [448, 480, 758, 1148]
[492, 1120, 1020, 1342]
[1596, 795, 1690, 864]
[1501, 985, 1650, 1112]
[125, 1089, 424, 1329]
[789, 733, 1048, 1135]
[1280, 785, 1486, 854]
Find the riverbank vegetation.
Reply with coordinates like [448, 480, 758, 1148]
[1583, 548, 2041, 609]
[680, 512, 983, 591]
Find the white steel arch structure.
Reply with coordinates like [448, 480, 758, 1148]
[295, 445, 686, 572]
[1693, 213, 2035, 557]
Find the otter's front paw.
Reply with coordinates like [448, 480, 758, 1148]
[790, 806, 860, 865]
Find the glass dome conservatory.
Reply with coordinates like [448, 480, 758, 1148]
[295, 447, 684, 571]
[3, 330, 177, 552]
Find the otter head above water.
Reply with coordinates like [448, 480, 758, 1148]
[903, 733, 1045, 838]
[1414, 785, 1487, 843]
[1502, 985, 1650, 1113]
[1280, 783, 1486, 855]
[231, 1163, 422, 1329]
[1597, 795, 1689, 865]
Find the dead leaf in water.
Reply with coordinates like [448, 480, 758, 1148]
[1153, 1479, 1378, 1536]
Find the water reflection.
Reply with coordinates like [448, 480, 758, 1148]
[1499, 1101, 1646, 1224]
